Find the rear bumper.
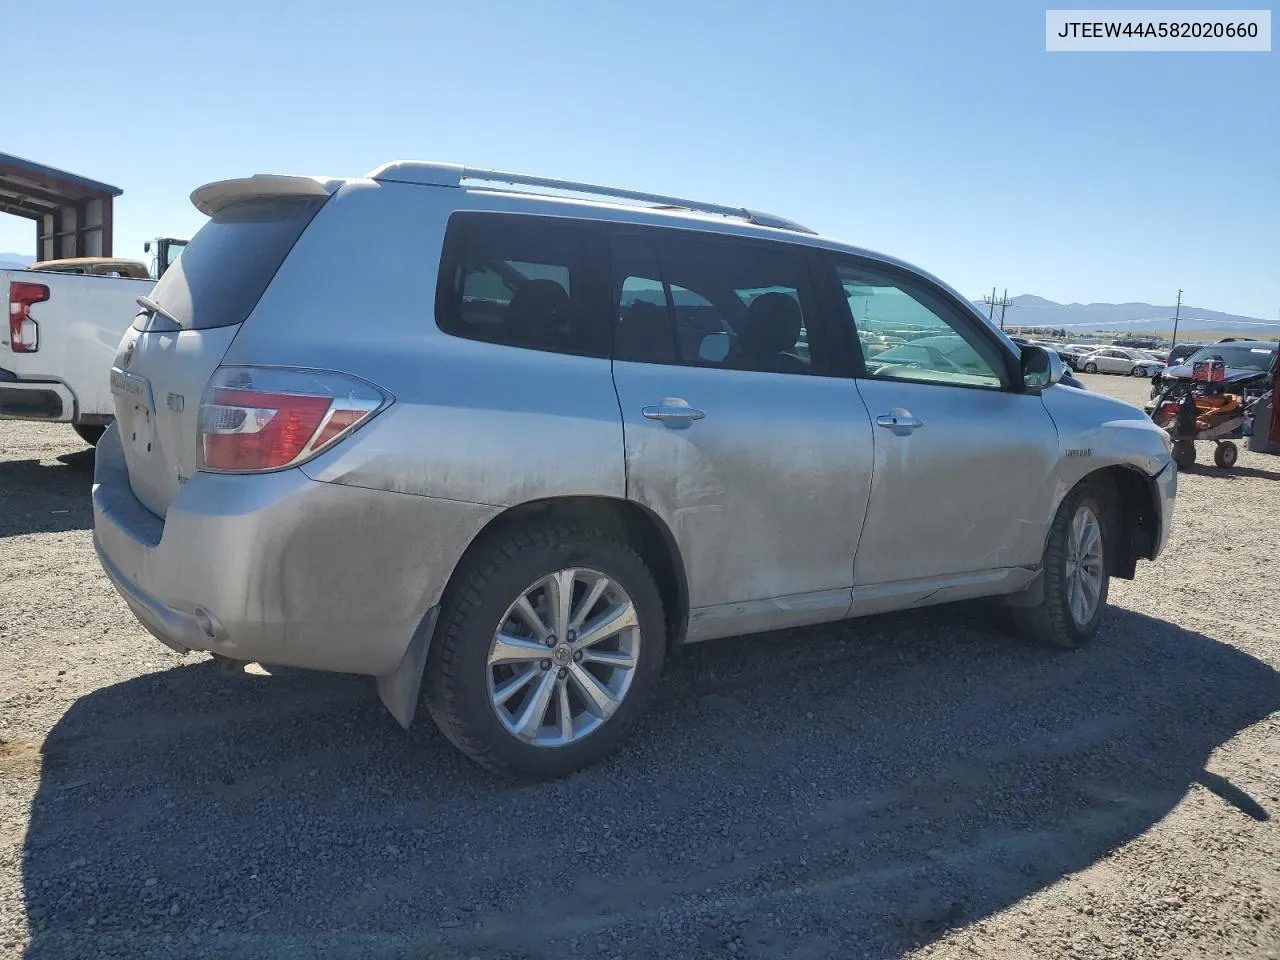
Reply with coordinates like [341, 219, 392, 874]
[0, 379, 75, 421]
[92, 423, 498, 675]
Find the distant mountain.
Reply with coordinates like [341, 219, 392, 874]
[0, 252, 33, 271]
[969, 294, 1277, 336]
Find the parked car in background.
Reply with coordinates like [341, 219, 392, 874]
[1150, 340, 1277, 386]
[989, 338, 1086, 389]
[857, 332, 905, 357]
[1039, 341, 1090, 371]
[1064, 343, 1104, 369]
[1, 266, 156, 445]
[1164, 343, 1199, 368]
[92, 161, 1176, 778]
[1010, 337, 1083, 373]
[1079, 347, 1162, 377]
[27, 257, 151, 279]
[1056, 344, 1094, 371]
[1145, 340, 1277, 414]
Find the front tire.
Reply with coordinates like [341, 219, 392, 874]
[1214, 441, 1238, 469]
[423, 522, 666, 779]
[1084, 362, 1098, 374]
[1172, 440, 1196, 471]
[1014, 486, 1110, 649]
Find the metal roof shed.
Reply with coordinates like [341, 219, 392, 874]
[0, 152, 121, 260]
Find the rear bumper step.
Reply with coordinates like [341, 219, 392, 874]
[0, 381, 72, 420]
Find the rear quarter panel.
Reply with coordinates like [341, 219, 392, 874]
[222, 179, 626, 507]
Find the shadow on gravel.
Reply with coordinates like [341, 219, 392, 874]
[0, 448, 93, 538]
[20, 606, 1280, 960]
[1199, 462, 1280, 481]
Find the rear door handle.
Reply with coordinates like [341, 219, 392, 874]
[642, 398, 706, 425]
[876, 409, 924, 436]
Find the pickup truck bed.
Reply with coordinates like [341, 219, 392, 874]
[1, 269, 153, 439]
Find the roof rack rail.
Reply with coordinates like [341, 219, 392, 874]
[366, 161, 817, 235]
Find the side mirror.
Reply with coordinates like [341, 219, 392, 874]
[1021, 345, 1065, 390]
[143, 241, 152, 253]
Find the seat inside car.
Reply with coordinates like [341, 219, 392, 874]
[617, 300, 676, 363]
[731, 292, 807, 373]
[505, 278, 572, 350]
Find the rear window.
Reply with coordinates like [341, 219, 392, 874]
[137, 196, 326, 331]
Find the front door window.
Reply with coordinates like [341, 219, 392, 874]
[835, 263, 1005, 389]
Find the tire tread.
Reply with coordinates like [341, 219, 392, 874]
[423, 521, 663, 779]
[1014, 484, 1109, 649]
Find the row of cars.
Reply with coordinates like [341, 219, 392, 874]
[1011, 338, 1175, 377]
[859, 332, 1164, 381]
[858, 332, 1087, 389]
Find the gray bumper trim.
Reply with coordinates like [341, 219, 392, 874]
[94, 533, 199, 655]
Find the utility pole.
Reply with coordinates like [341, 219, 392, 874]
[1171, 289, 1183, 347]
[981, 287, 1013, 328]
[996, 288, 1014, 330]
[981, 286, 998, 321]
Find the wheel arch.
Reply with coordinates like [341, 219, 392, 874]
[443, 495, 690, 652]
[1065, 465, 1161, 580]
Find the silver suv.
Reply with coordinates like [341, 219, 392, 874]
[93, 162, 1176, 778]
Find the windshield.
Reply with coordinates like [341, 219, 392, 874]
[1184, 344, 1276, 372]
[162, 240, 187, 272]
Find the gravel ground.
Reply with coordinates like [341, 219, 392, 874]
[2, 373, 1278, 960]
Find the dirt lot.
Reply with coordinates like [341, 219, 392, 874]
[2, 373, 1278, 960]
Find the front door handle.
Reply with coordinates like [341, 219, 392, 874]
[876, 409, 924, 436]
[642, 398, 706, 425]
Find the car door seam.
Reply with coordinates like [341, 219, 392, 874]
[848, 377, 879, 600]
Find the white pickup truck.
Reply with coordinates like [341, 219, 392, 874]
[1, 268, 154, 445]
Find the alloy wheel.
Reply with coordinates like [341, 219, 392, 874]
[486, 568, 640, 747]
[1064, 505, 1104, 626]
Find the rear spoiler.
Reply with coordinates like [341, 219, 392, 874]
[190, 175, 346, 217]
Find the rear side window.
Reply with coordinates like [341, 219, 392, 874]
[436, 213, 609, 358]
[139, 196, 326, 331]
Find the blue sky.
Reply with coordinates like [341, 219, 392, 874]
[2, 0, 1275, 318]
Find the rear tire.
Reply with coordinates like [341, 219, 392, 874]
[73, 424, 106, 447]
[1013, 485, 1110, 649]
[423, 521, 666, 780]
[1172, 440, 1196, 471]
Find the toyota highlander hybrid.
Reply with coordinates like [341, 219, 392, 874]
[92, 162, 1177, 778]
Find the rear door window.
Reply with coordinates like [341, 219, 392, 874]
[138, 196, 327, 331]
[436, 213, 609, 358]
[610, 228, 829, 376]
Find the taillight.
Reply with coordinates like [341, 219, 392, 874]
[8, 282, 49, 353]
[197, 366, 387, 473]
